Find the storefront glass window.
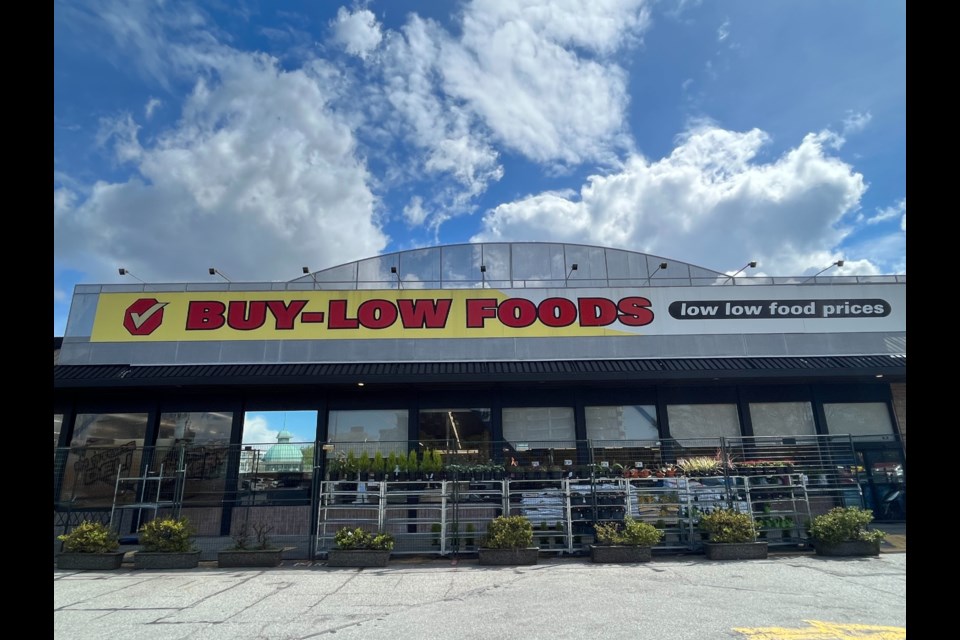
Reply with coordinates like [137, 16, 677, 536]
[667, 404, 740, 443]
[59, 413, 149, 507]
[587, 405, 660, 470]
[327, 410, 409, 457]
[749, 402, 816, 437]
[586, 405, 658, 441]
[502, 407, 576, 467]
[824, 403, 895, 440]
[419, 408, 492, 464]
[240, 411, 317, 505]
[156, 412, 233, 506]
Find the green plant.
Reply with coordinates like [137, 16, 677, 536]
[593, 516, 663, 546]
[407, 450, 419, 474]
[430, 522, 442, 546]
[483, 515, 534, 549]
[139, 517, 194, 553]
[698, 509, 756, 544]
[810, 507, 885, 545]
[432, 449, 444, 473]
[333, 527, 395, 550]
[372, 451, 385, 475]
[387, 451, 399, 474]
[677, 456, 722, 476]
[465, 523, 476, 547]
[358, 451, 371, 474]
[58, 520, 119, 553]
[345, 450, 358, 476]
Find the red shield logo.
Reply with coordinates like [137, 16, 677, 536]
[123, 298, 168, 335]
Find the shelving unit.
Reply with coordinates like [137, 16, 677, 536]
[447, 479, 503, 553]
[739, 473, 812, 547]
[312, 474, 812, 558]
[316, 479, 454, 555]
[508, 478, 569, 553]
[109, 460, 185, 534]
[624, 477, 691, 549]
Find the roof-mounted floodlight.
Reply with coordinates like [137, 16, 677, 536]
[118, 268, 145, 283]
[390, 266, 403, 289]
[801, 260, 844, 284]
[647, 261, 668, 284]
[208, 267, 232, 282]
[726, 260, 758, 283]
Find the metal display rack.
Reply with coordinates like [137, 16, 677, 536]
[313, 474, 813, 557]
[109, 457, 186, 533]
[739, 473, 812, 547]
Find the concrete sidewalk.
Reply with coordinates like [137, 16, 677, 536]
[54, 551, 906, 640]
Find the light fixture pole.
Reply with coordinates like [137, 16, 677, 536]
[391, 266, 403, 290]
[726, 260, 758, 283]
[302, 266, 318, 287]
[801, 260, 844, 284]
[480, 265, 486, 288]
[118, 268, 145, 283]
[647, 261, 668, 285]
[208, 267, 232, 282]
[565, 263, 578, 286]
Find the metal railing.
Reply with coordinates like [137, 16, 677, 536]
[55, 434, 894, 559]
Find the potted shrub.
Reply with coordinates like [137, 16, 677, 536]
[133, 517, 201, 569]
[699, 509, 768, 560]
[810, 507, 886, 557]
[57, 520, 125, 570]
[218, 521, 283, 568]
[371, 451, 385, 481]
[327, 527, 394, 567]
[478, 515, 538, 565]
[590, 516, 663, 563]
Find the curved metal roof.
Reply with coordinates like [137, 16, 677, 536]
[291, 242, 730, 290]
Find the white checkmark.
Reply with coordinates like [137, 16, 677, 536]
[130, 302, 168, 329]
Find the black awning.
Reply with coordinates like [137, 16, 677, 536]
[54, 355, 906, 389]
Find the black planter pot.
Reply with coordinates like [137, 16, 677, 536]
[327, 549, 391, 567]
[218, 549, 283, 568]
[590, 545, 653, 563]
[57, 552, 126, 570]
[814, 540, 881, 557]
[702, 542, 768, 560]
[133, 550, 201, 569]
[478, 547, 539, 565]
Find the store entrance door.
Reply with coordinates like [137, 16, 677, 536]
[855, 446, 906, 521]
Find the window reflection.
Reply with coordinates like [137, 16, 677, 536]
[60, 413, 149, 507]
[240, 411, 317, 506]
[419, 408, 492, 464]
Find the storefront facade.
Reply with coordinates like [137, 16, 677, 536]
[54, 243, 906, 557]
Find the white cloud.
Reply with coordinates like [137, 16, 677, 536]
[242, 415, 278, 447]
[144, 97, 162, 119]
[344, 0, 651, 229]
[473, 124, 876, 275]
[96, 113, 143, 164]
[330, 7, 383, 60]
[55, 50, 388, 283]
[403, 196, 428, 226]
[866, 197, 905, 225]
[717, 18, 730, 42]
[440, 0, 650, 165]
[901, 213, 906, 232]
[842, 110, 872, 136]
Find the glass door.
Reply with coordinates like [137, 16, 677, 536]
[855, 447, 906, 521]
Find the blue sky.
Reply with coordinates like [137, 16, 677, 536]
[54, 1, 905, 335]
